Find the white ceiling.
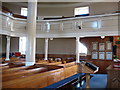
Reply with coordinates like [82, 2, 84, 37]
[3, 2, 94, 8]
[1, 0, 120, 2]
[1, 0, 119, 8]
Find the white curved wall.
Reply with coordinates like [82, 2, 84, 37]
[2, 2, 119, 16]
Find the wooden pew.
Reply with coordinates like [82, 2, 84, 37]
[57, 61, 76, 67]
[36, 60, 48, 64]
[1, 62, 25, 70]
[0, 63, 8, 67]
[3, 67, 48, 82]
[3, 65, 37, 74]
[2, 63, 78, 88]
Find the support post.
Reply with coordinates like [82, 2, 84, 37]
[44, 38, 49, 60]
[76, 37, 80, 63]
[26, 0, 37, 66]
[5, 36, 11, 61]
[86, 73, 90, 88]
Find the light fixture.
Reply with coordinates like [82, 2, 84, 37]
[78, 26, 81, 29]
[50, 38, 53, 40]
[101, 36, 105, 39]
[76, 22, 81, 29]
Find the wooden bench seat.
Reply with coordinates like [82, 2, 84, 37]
[3, 67, 48, 82]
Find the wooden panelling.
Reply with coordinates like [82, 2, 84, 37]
[106, 65, 120, 88]
[81, 60, 114, 74]
[36, 54, 76, 59]
[64, 65, 77, 78]
[81, 36, 113, 60]
[47, 68, 64, 86]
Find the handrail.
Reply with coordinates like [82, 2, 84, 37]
[0, 11, 119, 37]
[0, 11, 119, 22]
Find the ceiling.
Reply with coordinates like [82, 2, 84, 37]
[1, 0, 119, 2]
[3, 2, 92, 8]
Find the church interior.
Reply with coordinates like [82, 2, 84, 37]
[0, 1, 120, 89]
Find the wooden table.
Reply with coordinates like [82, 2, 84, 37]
[106, 64, 120, 88]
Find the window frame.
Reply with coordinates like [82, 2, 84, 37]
[21, 7, 28, 16]
[74, 6, 89, 16]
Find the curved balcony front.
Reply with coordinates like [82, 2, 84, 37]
[0, 12, 119, 38]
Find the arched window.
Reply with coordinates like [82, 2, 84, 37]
[79, 42, 87, 56]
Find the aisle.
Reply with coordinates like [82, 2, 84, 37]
[77, 74, 107, 89]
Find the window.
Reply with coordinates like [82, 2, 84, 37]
[21, 8, 27, 16]
[79, 42, 87, 56]
[19, 37, 26, 54]
[74, 6, 89, 16]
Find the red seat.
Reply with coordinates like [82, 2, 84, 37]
[15, 52, 21, 57]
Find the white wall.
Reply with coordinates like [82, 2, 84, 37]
[48, 38, 76, 54]
[1, 37, 76, 55]
[2, 35, 6, 53]
[89, 2, 118, 15]
[38, 7, 74, 16]
[36, 38, 44, 54]
[1, 35, 19, 54]
[2, 2, 119, 16]
[2, 3, 22, 14]
[10, 37, 19, 53]
[36, 38, 76, 54]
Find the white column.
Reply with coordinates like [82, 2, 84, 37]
[26, 0, 37, 66]
[5, 36, 11, 61]
[44, 38, 49, 60]
[76, 37, 80, 63]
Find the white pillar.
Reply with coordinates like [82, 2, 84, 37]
[5, 36, 11, 61]
[44, 38, 49, 60]
[26, 0, 37, 66]
[76, 37, 80, 63]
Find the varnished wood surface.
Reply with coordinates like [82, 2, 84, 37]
[81, 60, 114, 74]
[106, 64, 120, 71]
[106, 64, 120, 88]
[2, 61, 77, 88]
